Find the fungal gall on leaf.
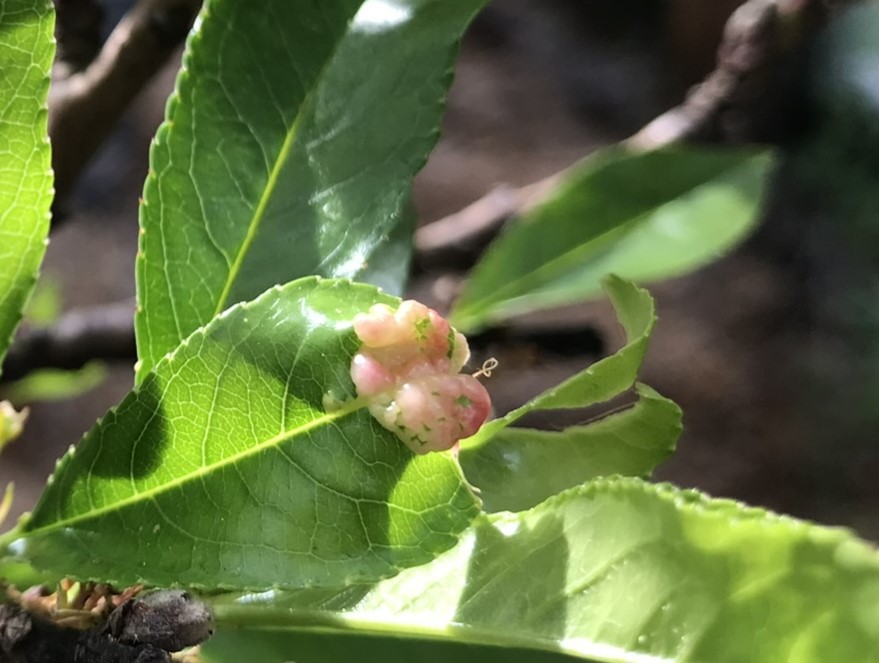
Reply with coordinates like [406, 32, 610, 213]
[351, 301, 491, 454]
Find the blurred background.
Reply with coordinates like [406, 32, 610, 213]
[2, 0, 879, 540]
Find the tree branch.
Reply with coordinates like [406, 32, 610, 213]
[629, 0, 780, 149]
[414, 177, 562, 271]
[1, 301, 136, 382]
[0, 589, 213, 663]
[50, 0, 203, 213]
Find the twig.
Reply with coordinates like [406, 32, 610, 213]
[415, 177, 562, 271]
[413, 0, 846, 271]
[629, 0, 780, 149]
[0, 590, 213, 662]
[0, 301, 136, 382]
[50, 0, 203, 213]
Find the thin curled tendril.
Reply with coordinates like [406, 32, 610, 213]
[349, 301, 492, 455]
[473, 358, 499, 378]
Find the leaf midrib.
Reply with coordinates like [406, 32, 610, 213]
[211, 7, 364, 318]
[212, 108, 306, 317]
[23, 399, 364, 537]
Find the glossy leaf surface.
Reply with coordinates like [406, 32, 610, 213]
[451, 147, 772, 332]
[209, 478, 879, 663]
[14, 279, 480, 589]
[135, 0, 486, 378]
[0, 0, 53, 371]
[461, 384, 681, 512]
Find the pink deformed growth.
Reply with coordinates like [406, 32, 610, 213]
[351, 301, 491, 454]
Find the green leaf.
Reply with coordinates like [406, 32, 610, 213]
[11, 278, 480, 589]
[0, 0, 54, 372]
[135, 0, 486, 379]
[464, 276, 655, 448]
[0, 558, 55, 589]
[208, 478, 879, 663]
[461, 384, 681, 512]
[0, 362, 107, 403]
[203, 630, 579, 663]
[21, 273, 61, 328]
[451, 147, 772, 332]
[356, 198, 418, 296]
